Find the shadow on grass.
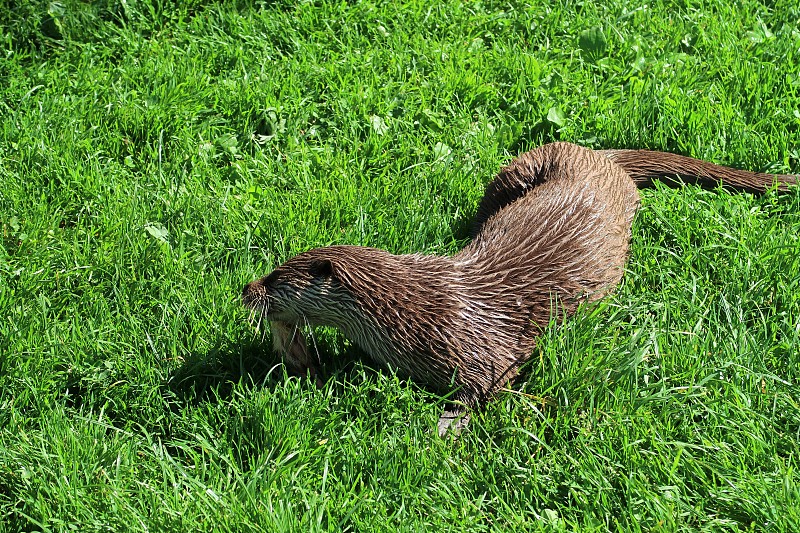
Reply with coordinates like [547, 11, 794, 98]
[165, 333, 378, 407]
[166, 339, 290, 406]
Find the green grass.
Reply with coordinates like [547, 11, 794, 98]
[1, 0, 799, 530]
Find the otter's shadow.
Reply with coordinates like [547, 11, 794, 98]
[166, 334, 373, 406]
[166, 340, 273, 406]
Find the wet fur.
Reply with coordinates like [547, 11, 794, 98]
[242, 142, 797, 409]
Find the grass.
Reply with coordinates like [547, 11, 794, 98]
[1, 0, 799, 530]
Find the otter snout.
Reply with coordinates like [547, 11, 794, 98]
[242, 279, 260, 294]
[241, 279, 266, 307]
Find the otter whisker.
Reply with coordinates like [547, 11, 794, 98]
[259, 307, 268, 342]
[301, 314, 322, 366]
[289, 321, 303, 355]
[249, 302, 265, 340]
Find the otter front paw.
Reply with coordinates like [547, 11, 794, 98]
[270, 320, 322, 388]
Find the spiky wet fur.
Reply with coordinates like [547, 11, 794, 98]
[243, 142, 798, 407]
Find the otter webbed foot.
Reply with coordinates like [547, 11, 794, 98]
[437, 408, 470, 437]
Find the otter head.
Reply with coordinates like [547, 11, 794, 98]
[243, 250, 358, 382]
[242, 251, 350, 327]
[243, 245, 428, 379]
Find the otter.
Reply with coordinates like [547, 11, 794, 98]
[242, 142, 797, 434]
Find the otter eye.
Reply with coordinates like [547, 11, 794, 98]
[308, 259, 333, 278]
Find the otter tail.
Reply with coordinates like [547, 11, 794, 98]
[599, 149, 799, 193]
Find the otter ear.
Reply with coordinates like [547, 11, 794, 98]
[309, 258, 334, 278]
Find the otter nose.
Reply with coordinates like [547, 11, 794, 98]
[242, 279, 263, 299]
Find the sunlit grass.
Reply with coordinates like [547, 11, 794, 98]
[1, 0, 799, 530]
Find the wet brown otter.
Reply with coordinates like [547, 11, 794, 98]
[242, 142, 797, 433]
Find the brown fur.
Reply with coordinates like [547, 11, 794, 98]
[242, 142, 797, 408]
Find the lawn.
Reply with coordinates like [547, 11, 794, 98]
[1, 0, 799, 530]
